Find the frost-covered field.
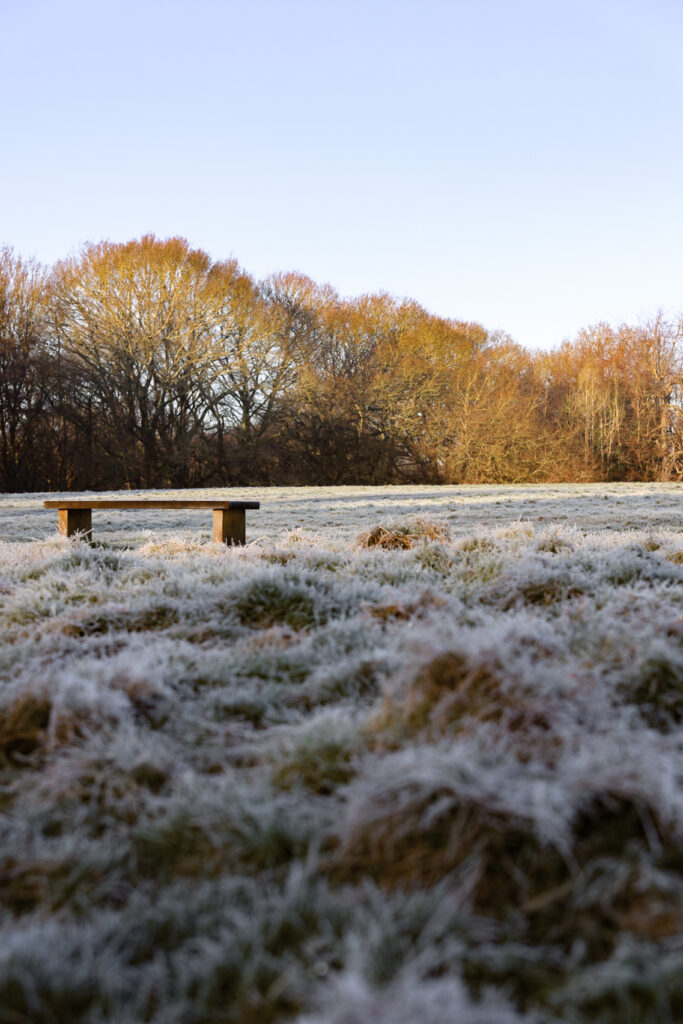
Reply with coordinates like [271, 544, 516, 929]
[1, 484, 682, 1023]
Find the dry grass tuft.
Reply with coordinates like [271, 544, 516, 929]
[356, 519, 451, 550]
[370, 650, 552, 743]
[0, 692, 52, 761]
[364, 592, 447, 622]
[331, 770, 561, 901]
[374, 651, 504, 737]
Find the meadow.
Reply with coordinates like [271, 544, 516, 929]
[1, 483, 682, 1023]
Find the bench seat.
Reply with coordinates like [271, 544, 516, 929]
[44, 499, 260, 545]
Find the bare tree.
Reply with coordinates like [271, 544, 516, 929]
[0, 248, 52, 491]
[49, 236, 228, 487]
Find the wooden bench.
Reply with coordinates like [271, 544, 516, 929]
[44, 500, 261, 545]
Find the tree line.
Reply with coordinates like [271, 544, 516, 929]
[1, 235, 681, 492]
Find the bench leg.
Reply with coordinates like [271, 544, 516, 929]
[58, 508, 93, 541]
[213, 509, 246, 545]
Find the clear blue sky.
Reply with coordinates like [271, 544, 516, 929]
[2, 0, 682, 348]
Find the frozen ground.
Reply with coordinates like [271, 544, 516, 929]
[0, 484, 682, 1023]
[3, 482, 682, 544]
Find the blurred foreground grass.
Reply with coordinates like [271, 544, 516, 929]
[0, 485, 682, 1023]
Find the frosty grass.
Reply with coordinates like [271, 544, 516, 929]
[1, 483, 682, 1023]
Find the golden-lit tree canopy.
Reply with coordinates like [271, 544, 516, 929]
[0, 235, 681, 490]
